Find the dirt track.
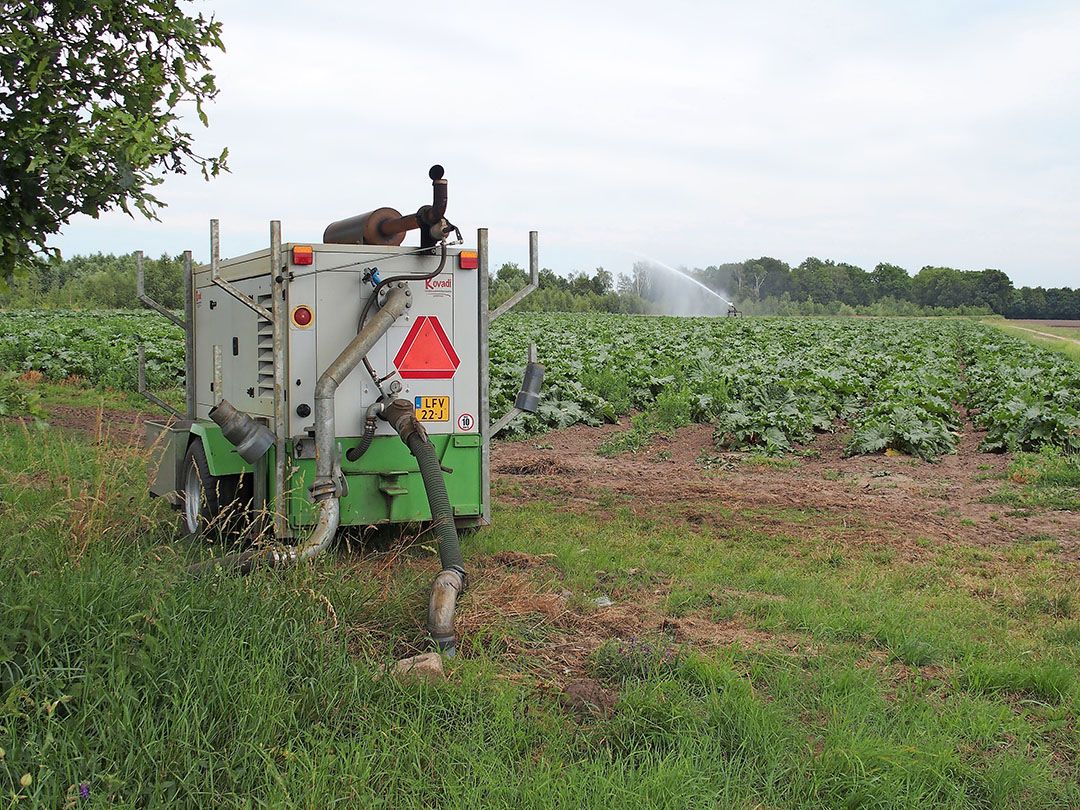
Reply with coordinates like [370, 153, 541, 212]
[1003, 323, 1080, 347]
[1011, 319, 1080, 329]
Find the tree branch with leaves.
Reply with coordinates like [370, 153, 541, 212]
[0, 0, 227, 280]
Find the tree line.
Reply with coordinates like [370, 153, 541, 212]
[0, 253, 186, 310]
[2, 251, 1076, 320]
[493, 256, 1079, 319]
[691, 257, 1079, 319]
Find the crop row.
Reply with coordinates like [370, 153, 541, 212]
[1, 310, 1077, 457]
[491, 314, 1078, 458]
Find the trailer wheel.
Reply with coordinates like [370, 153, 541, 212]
[180, 441, 248, 540]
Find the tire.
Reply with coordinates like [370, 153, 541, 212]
[179, 441, 250, 540]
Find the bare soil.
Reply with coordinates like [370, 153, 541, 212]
[30, 401, 1080, 562]
[494, 419, 1080, 561]
[45, 405, 152, 446]
[4, 405, 152, 447]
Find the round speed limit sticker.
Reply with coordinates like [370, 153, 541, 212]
[456, 412, 475, 431]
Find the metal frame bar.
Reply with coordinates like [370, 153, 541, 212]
[489, 407, 521, 437]
[135, 250, 189, 418]
[212, 344, 223, 404]
[138, 345, 182, 418]
[269, 220, 290, 540]
[490, 344, 538, 436]
[490, 231, 541, 434]
[182, 251, 196, 418]
[478, 227, 491, 526]
[489, 230, 540, 321]
[209, 219, 273, 322]
[137, 250, 186, 328]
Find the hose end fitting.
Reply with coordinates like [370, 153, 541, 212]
[378, 398, 427, 444]
[309, 477, 338, 503]
[428, 568, 466, 656]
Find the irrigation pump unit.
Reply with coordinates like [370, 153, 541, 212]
[139, 166, 543, 654]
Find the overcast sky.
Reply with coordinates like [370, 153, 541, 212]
[54, 0, 1080, 286]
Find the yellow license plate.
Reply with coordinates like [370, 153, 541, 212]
[414, 396, 450, 422]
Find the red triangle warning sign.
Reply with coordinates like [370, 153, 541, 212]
[393, 316, 460, 379]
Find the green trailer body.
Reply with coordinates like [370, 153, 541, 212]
[148, 420, 483, 528]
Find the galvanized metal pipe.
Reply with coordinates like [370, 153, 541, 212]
[478, 228, 491, 525]
[269, 220, 288, 540]
[313, 284, 411, 483]
[190, 284, 410, 578]
[209, 399, 274, 463]
[286, 284, 410, 566]
[529, 229, 539, 287]
[428, 569, 465, 653]
[183, 251, 195, 418]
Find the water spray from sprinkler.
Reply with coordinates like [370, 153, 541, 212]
[637, 255, 734, 307]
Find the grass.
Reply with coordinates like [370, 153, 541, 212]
[985, 449, 1080, 511]
[13, 372, 182, 412]
[598, 386, 692, 457]
[1001, 323, 1080, 341]
[1, 415, 1079, 807]
[986, 321, 1080, 362]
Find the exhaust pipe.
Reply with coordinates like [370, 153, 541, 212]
[379, 398, 467, 654]
[322, 165, 450, 247]
[189, 284, 412, 576]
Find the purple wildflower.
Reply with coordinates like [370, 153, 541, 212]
[79, 783, 90, 800]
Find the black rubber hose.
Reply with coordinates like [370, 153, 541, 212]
[406, 432, 465, 573]
[358, 241, 447, 334]
[345, 416, 377, 462]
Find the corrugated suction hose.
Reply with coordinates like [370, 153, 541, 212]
[406, 432, 465, 573]
[380, 398, 467, 653]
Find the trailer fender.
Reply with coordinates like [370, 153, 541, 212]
[188, 421, 256, 478]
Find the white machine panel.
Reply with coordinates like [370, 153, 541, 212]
[192, 243, 480, 439]
[288, 245, 479, 438]
[192, 271, 273, 419]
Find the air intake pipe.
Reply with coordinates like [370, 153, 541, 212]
[189, 284, 412, 576]
[379, 398, 467, 654]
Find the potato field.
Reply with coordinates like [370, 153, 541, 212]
[3, 311, 1078, 459]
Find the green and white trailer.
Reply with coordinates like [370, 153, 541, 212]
[139, 166, 542, 652]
